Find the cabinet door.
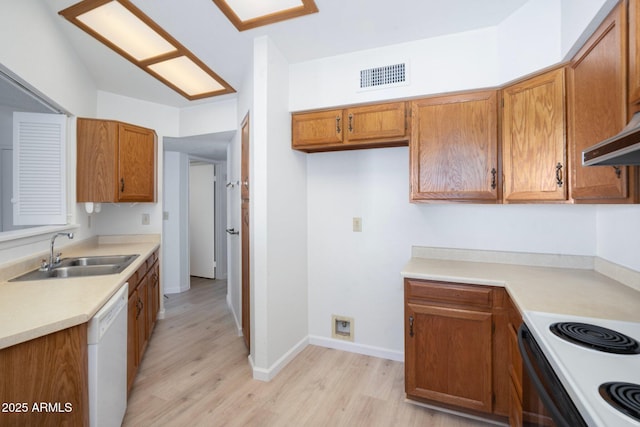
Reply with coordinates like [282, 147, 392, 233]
[127, 291, 139, 393]
[410, 91, 499, 202]
[292, 109, 344, 149]
[118, 123, 156, 202]
[76, 119, 119, 202]
[148, 262, 160, 335]
[630, 0, 640, 109]
[405, 302, 493, 413]
[0, 324, 89, 426]
[344, 102, 407, 144]
[502, 67, 567, 203]
[568, 3, 633, 202]
[136, 275, 149, 359]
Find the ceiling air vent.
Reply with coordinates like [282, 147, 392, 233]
[360, 63, 407, 90]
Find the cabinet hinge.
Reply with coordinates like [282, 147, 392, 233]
[501, 98, 504, 108]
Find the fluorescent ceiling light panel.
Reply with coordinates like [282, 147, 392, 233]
[226, 0, 304, 21]
[76, 2, 176, 61]
[212, 0, 318, 31]
[149, 57, 225, 96]
[59, 0, 235, 100]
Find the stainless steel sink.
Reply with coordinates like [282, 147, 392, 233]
[59, 255, 138, 267]
[10, 254, 139, 282]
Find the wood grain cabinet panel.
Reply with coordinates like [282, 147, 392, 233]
[405, 279, 511, 418]
[405, 302, 493, 413]
[292, 109, 343, 149]
[630, 0, 640, 109]
[568, 2, 638, 203]
[410, 90, 499, 202]
[77, 118, 157, 203]
[126, 250, 161, 394]
[292, 101, 409, 152]
[502, 67, 567, 203]
[0, 324, 89, 427]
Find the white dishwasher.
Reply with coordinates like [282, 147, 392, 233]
[88, 283, 128, 427]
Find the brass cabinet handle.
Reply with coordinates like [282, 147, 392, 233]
[613, 166, 622, 179]
[409, 316, 414, 337]
[348, 114, 353, 132]
[555, 163, 563, 187]
[336, 116, 341, 134]
[491, 168, 497, 190]
[120, 178, 125, 192]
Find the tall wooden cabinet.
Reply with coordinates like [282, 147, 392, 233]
[404, 279, 509, 417]
[568, 2, 638, 203]
[502, 67, 567, 203]
[77, 118, 157, 203]
[410, 90, 499, 202]
[292, 101, 409, 152]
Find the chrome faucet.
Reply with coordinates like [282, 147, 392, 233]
[46, 232, 74, 270]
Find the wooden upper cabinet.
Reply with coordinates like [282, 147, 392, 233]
[291, 101, 409, 152]
[502, 67, 567, 203]
[77, 118, 157, 203]
[568, 2, 637, 203]
[410, 90, 499, 202]
[344, 102, 407, 144]
[630, 0, 640, 109]
[292, 109, 343, 149]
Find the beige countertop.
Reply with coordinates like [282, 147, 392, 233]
[402, 247, 640, 323]
[0, 234, 160, 350]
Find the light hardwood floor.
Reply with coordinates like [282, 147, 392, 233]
[123, 277, 494, 427]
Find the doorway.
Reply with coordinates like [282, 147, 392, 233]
[189, 162, 215, 279]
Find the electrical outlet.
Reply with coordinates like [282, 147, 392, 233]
[142, 213, 150, 225]
[353, 217, 362, 232]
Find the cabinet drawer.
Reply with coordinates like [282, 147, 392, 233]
[405, 279, 493, 309]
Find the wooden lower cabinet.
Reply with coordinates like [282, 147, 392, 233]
[0, 324, 89, 427]
[404, 279, 509, 420]
[127, 250, 160, 394]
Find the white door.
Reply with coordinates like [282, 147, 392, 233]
[189, 163, 215, 278]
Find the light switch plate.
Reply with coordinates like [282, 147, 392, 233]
[353, 217, 362, 232]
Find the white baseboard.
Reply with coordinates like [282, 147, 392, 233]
[226, 293, 243, 336]
[309, 335, 404, 362]
[252, 336, 309, 382]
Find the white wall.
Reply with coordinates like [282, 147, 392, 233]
[251, 36, 308, 377]
[560, 0, 615, 59]
[290, 27, 500, 112]
[179, 99, 237, 136]
[291, 1, 626, 358]
[597, 206, 640, 272]
[0, 0, 96, 266]
[0, 1, 96, 117]
[307, 148, 598, 355]
[163, 151, 190, 294]
[497, 0, 561, 83]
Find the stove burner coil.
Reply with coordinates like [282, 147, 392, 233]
[549, 322, 640, 354]
[599, 382, 640, 422]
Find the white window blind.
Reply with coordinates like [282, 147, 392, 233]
[12, 112, 67, 225]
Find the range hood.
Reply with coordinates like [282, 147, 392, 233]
[583, 112, 640, 166]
